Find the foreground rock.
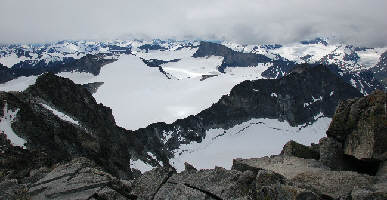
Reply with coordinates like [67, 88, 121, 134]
[327, 90, 387, 161]
[0, 157, 136, 200]
[231, 91, 387, 199]
[130, 165, 325, 200]
[232, 152, 386, 199]
[28, 157, 135, 200]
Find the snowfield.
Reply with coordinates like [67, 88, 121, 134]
[92, 55, 266, 130]
[0, 50, 272, 131]
[161, 56, 223, 79]
[0, 53, 27, 68]
[271, 43, 338, 63]
[0, 76, 38, 92]
[0, 102, 26, 148]
[40, 103, 80, 126]
[357, 48, 387, 69]
[170, 117, 331, 172]
[133, 47, 198, 61]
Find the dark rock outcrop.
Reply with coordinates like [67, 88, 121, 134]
[326, 90, 387, 161]
[318, 137, 346, 170]
[263, 61, 385, 95]
[193, 41, 273, 72]
[281, 140, 320, 160]
[373, 50, 387, 88]
[82, 82, 104, 94]
[0, 63, 14, 83]
[0, 54, 116, 83]
[27, 157, 135, 200]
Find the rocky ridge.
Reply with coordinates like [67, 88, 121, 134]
[0, 73, 170, 180]
[1, 90, 385, 199]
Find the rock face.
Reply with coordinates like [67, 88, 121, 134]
[318, 137, 346, 170]
[232, 150, 386, 200]
[0, 157, 135, 200]
[373, 50, 387, 88]
[82, 82, 104, 94]
[232, 155, 330, 179]
[231, 94, 387, 199]
[131, 166, 257, 199]
[292, 171, 374, 199]
[326, 90, 387, 161]
[281, 140, 320, 160]
[28, 157, 136, 200]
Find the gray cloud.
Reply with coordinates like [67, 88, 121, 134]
[1, 0, 386, 47]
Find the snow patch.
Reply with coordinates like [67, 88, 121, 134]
[0, 76, 38, 92]
[147, 152, 157, 160]
[40, 103, 79, 125]
[161, 56, 223, 79]
[357, 48, 387, 69]
[0, 53, 26, 68]
[130, 159, 154, 173]
[56, 71, 96, 84]
[272, 43, 337, 63]
[0, 102, 26, 148]
[350, 79, 357, 88]
[162, 130, 173, 144]
[304, 96, 323, 107]
[223, 63, 272, 79]
[133, 47, 198, 61]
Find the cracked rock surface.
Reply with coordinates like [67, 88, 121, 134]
[27, 157, 135, 200]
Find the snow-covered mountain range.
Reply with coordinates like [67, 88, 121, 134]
[1, 38, 386, 92]
[0, 38, 386, 172]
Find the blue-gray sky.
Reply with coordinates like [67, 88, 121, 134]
[1, 0, 386, 46]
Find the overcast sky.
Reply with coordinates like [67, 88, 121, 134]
[1, 0, 386, 47]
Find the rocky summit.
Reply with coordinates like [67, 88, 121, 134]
[0, 73, 170, 181]
[0, 72, 386, 199]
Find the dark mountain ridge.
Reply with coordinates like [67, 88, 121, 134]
[0, 73, 170, 179]
[193, 41, 294, 73]
[135, 64, 362, 152]
[0, 54, 116, 84]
